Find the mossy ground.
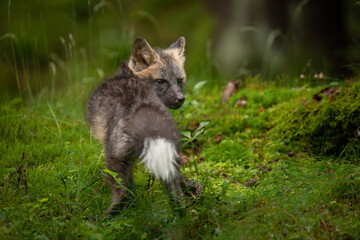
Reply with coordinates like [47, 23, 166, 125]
[1, 77, 360, 239]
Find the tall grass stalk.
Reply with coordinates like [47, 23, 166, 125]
[46, 101, 61, 138]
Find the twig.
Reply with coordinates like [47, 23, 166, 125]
[321, 218, 328, 233]
[22, 165, 27, 194]
[81, 176, 104, 192]
[208, 219, 222, 229]
[147, 174, 155, 189]
[7, 152, 28, 194]
[6, 170, 16, 184]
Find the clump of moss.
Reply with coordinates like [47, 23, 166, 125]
[202, 139, 249, 164]
[270, 82, 360, 157]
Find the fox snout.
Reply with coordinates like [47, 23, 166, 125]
[165, 93, 185, 109]
[168, 95, 185, 109]
[171, 91, 186, 109]
[177, 94, 185, 104]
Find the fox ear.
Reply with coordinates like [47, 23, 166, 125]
[130, 37, 158, 72]
[169, 36, 185, 57]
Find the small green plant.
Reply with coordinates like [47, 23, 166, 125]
[181, 121, 209, 146]
[181, 121, 209, 172]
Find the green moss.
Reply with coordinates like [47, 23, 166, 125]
[202, 139, 249, 164]
[270, 83, 360, 157]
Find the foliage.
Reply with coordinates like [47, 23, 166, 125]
[181, 121, 210, 146]
[0, 0, 216, 99]
[1, 77, 360, 239]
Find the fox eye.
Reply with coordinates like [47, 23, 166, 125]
[177, 78, 183, 84]
[155, 79, 166, 84]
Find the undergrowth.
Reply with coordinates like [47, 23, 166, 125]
[2, 0, 360, 238]
[1, 77, 360, 239]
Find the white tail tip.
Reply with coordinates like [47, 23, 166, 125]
[140, 138, 178, 182]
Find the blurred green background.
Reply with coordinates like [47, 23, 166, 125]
[1, 0, 360, 99]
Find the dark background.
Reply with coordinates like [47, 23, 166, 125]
[1, 0, 360, 98]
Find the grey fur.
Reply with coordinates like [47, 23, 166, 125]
[127, 37, 187, 109]
[87, 63, 195, 216]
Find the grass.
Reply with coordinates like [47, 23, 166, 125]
[1, 1, 360, 239]
[1, 74, 360, 239]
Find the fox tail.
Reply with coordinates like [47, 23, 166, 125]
[130, 105, 179, 182]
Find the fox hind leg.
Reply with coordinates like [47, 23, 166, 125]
[179, 175, 203, 198]
[162, 175, 185, 216]
[104, 158, 136, 216]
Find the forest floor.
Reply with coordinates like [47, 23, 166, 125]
[1, 76, 360, 239]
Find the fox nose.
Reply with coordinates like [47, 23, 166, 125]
[177, 96, 185, 104]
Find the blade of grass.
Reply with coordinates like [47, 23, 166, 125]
[46, 101, 61, 137]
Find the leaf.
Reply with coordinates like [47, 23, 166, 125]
[191, 121, 210, 140]
[103, 169, 122, 185]
[197, 121, 210, 130]
[181, 131, 192, 140]
[214, 134, 222, 143]
[192, 128, 205, 140]
[193, 81, 207, 95]
[103, 169, 136, 198]
[181, 138, 191, 145]
[221, 80, 239, 104]
[10, 97, 22, 105]
[39, 197, 49, 203]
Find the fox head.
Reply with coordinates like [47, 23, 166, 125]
[128, 37, 186, 109]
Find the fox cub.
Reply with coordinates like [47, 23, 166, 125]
[87, 37, 196, 215]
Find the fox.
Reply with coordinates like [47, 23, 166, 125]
[87, 37, 198, 215]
